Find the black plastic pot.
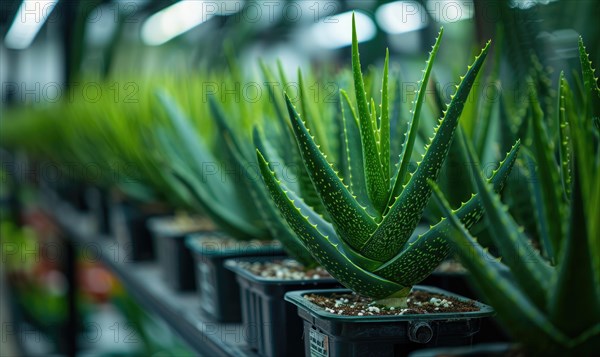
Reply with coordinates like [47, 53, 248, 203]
[109, 201, 169, 262]
[186, 235, 284, 323]
[56, 179, 90, 212]
[408, 343, 516, 357]
[147, 216, 215, 291]
[84, 186, 111, 235]
[225, 257, 341, 357]
[285, 287, 494, 357]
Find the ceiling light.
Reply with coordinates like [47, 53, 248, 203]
[311, 11, 376, 49]
[4, 0, 59, 50]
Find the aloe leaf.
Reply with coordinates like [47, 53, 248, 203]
[575, 37, 600, 329]
[428, 72, 446, 119]
[498, 94, 517, 155]
[153, 128, 199, 208]
[340, 90, 373, 212]
[351, 13, 387, 212]
[257, 149, 405, 298]
[431, 183, 572, 353]
[158, 91, 267, 239]
[253, 126, 297, 191]
[177, 171, 265, 239]
[298, 68, 329, 157]
[390, 76, 405, 163]
[362, 41, 489, 261]
[436, 125, 473, 211]
[156, 90, 225, 197]
[251, 128, 315, 265]
[549, 163, 600, 337]
[282, 178, 382, 272]
[370, 98, 380, 149]
[207, 96, 266, 224]
[259, 61, 302, 175]
[529, 89, 565, 261]
[590, 167, 600, 298]
[475, 36, 502, 157]
[276, 59, 289, 86]
[557, 72, 573, 200]
[530, 54, 557, 137]
[579, 37, 600, 123]
[376, 139, 521, 285]
[166, 150, 265, 239]
[208, 95, 248, 158]
[379, 49, 391, 180]
[224, 45, 248, 121]
[577, 37, 600, 198]
[259, 60, 291, 142]
[293, 71, 332, 217]
[523, 151, 555, 261]
[389, 28, 444, 204]
[285, 94, 378, 251]
[464, 127, 552, 309]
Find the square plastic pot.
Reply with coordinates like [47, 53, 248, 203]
[186, 234, 284, 323]
[57, 180, 89, 212]
[109, 201, 169, 262]
[285, 287, 494, 357]
[84, 186, 111, 235]
[147, 216, 215, 292]
[225, 257, 341, 357]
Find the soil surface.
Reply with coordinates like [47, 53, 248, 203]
[304, 290, 479, 316]
[234, 259, 331, 280]
[434, 259, 467, 273]
[159, 215, 216, 232]
[191, 235, 282, 249]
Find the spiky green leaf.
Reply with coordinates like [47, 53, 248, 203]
[257, 149, 404, 298]
[376, 138, 521, 285]
[379, 49, 391, 180]
[340, 90, 373, 212]
[362, 40, 490, 261]
[464, 126, 552, 309]
[389, 28, 444, 203]
[557, 72, 573, 199]
[284, 94, 377, 251]
[529, 89, 565, 261]
[431, 182, 572, 354]
[351, 13, 387, 212]
[549, 163, 600, 337]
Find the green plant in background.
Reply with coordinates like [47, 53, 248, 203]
[431, 38, 600, 355]
[154, 63, 346, 265]
[60, 76, 214, 206]
[0, 75, 218, 211]
[256, 15, 521, 307]
[153, 74, 286, 242]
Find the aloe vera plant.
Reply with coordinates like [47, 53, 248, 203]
[256, 15, 520, 307]
[154, 71, 332, 264]
[431, 38, 600, 355]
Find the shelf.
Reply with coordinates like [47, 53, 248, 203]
[41, 193, 258, 357]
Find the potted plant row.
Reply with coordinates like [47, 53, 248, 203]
[147, 213, 215, 291]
